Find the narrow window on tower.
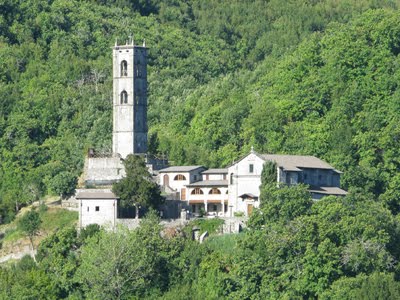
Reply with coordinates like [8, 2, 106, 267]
[121, 60, 128, 77]
[120, 90, 128, 104]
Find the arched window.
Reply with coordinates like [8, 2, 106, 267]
[120, 90, 128, 104]
[120, 60, 128, 77]
[191, 188, 204, 195]
[174, 174, 186, 181]
[209, 188, 221, 195]
[230, 173, 234, 185]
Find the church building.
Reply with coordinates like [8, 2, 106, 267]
[73, 39, 347, 229]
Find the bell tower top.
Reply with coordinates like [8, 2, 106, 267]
[112, 39, 148, 158]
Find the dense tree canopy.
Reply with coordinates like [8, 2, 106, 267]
[1, 0, 399, 221]
[112, 154, 163, 217]
[2, 1, 400, 298]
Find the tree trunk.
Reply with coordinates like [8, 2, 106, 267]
[29, 236, 36, 262]
[135, 204, 139, 219]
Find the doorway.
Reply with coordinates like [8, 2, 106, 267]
[247, 204, 254, 216]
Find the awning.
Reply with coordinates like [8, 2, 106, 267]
[239, 193, 258, 200]
[206, 200, 223, 204]
[188, 200, 204, 204]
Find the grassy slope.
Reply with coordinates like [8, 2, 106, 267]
[0, 202, 77, 259]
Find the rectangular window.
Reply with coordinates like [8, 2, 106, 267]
[213, 204, 217, 211]
[87, 207, 89, 212]
[249, 164, 254, 173]
[95, 206, 100, 212]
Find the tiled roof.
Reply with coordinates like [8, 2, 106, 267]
[261, 154, 336, 171]
[76, 190, 117, 199]
[187, 180, 228, 187]
[201, 168, 228, 174]
[308, 186, 348, 195]
[158, 165, 205, 173]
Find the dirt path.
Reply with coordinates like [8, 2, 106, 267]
[0, 248, 36, 263]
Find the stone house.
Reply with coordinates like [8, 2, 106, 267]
[260, 153, 346, 199]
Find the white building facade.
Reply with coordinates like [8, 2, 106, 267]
[186, 169, 229, 216]
[160, 149, 347, 218]
[76, 189, 118, 229]
[227, 151, 264, 217]
[158, 166, 205, 200]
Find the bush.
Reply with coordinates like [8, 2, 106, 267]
[48, 171, 77, 199]
[80, 224, 101, 242]
[189, 218, 224, 235]
[38, 203, 48, 214]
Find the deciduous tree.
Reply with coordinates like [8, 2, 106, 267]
[18, 208, 41, 257]
[112, 154, 163, 218]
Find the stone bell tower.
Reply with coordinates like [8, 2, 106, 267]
[112, 39, 148, 158]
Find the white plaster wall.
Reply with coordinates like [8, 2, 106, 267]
[228, 153, 264, 216]
[159, 170, 203, 190]
[202, 174, 226, 180]
[159, 172, 190, 191]
[79, 198, 117, 229]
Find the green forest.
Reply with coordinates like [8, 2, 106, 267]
[2, 0, 400, 298]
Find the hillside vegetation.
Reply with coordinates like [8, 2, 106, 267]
[0, 204, 77, 259]
[1, 0, 400, 221]
[2, 1, 400, 297]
